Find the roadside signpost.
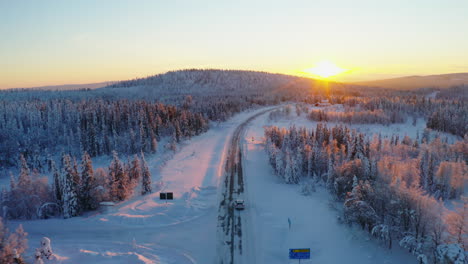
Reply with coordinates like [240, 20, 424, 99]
[159, 192, 173, 203]
[166, 192, 173, 200]
[289, 248, 310, 263]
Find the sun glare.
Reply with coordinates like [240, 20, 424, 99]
[304, 61, 347, 78]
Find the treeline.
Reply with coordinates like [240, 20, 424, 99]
[427, 103, 467, 137]
[264, 124, 467, 263]
[339, 91, 467, 137]
[436, 85, 468, 101]
[0, 99, 209, 169]
[1, 152, 153, 220]
[308, 108, 405, 125]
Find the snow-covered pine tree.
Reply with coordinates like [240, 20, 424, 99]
[109, 151, 129, 201]
[292, 152, 302, 183]
[17, 155, 31, 191]
[61, 155, 79, 218]
[326, 152, 335, 187]
[139, 121, 146, 152]
[275, 150, 284, 177]
[174, 121, 181, 143]
[72, 158, 81, 190]
[129, 155, 142, 192]
[141, 153, 152, 195]
[150, 130, 158, 153]
[51, 161, 61, 203]
[1, 187, 8, 218]
[130, 129, 137, 154]
[169, 133, 177, 151]
[284, 150, 294, 183]
[9, 172, 16, 192]
[80, 152, 97, 211]
[310, 142, 319, 179]
[362, 156, 371, 180]
[266, 138, 277, 168]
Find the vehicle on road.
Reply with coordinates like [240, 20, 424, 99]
[234, 199, 245, 210]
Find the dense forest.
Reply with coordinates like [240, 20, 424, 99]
[2, 151, 153, 220]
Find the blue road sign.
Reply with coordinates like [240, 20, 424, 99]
[289, 248, 311, 259]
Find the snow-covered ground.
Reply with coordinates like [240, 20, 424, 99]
[9, 104, 439, 263]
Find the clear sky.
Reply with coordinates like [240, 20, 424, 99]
[1, 0, 468, 88]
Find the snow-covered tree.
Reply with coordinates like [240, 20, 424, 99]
[150, 132, 158, 153]
[80, 152, 97, 211]
[109, 151, 129, 201]
[445, 197, 467, 250]
[434, 162, 466, 199]
[128, 155, 142, 193]
[52, 161, 61, 203]
[17, 155, 31, 192]
[435, 244, 465, 264]
[62, 155, 79, 218]
[284, 151, 294, 183]
[35, 237, 53, 262]
[371, 224, 391, 249]
[0, 219, 28, 263]
[141, 153, 152, 195]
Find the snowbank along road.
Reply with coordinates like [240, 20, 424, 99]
[217, 108, 277, 264]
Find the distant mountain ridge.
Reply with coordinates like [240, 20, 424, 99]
[16, 81, 117, 91]
[105, 69, 324, 96]
[354, 72, 468, 90]
[9, 70, 468, 92]
[103, 69, 366, 100]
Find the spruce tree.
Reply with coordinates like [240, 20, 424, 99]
[109, 151, 129, 201]
[150, 131, 158, 153]
[141, 153, 152, 195]
[9, 172, 16, 191]
[80, 152, 96, 211]
[129, 155, 142, 191]
[72, 158, 81, 189]
[61, 155, 79, 218]
[17, 155, 31, 191]
[284, 151, 294, 183]
[51, 161, 62, 203]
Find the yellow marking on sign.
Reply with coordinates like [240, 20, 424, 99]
[293, 249, 310, 253]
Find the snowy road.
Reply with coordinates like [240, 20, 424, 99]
[217, 108, 278, 264]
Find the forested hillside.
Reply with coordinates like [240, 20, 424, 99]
[0, 70, 352, 170]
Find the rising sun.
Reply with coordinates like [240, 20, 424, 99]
[304, 61, 347, 78]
